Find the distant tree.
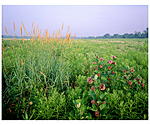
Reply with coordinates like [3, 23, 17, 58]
[122, 33, 129, 38]
[87, 28, 148, 39]
[142, 28, 148, 38]
[133, 32, 141, 38]
[128, 33, 134, 38]
[113, 34, 120, 38]
[104, 33, 111, 38]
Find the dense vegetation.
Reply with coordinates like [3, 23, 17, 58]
[85, 28, 148, 39]
[2, 38, 148, 120]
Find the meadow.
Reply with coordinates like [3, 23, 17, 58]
[2, 38, 148, 120]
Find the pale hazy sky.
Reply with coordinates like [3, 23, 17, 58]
[2, 5, 148, 37]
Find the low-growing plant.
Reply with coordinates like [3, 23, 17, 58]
[71, 56, 147, 120]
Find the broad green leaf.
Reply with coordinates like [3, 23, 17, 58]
[76, 99, 81, 104]
[100, 104, 106, 110]
[100, 94, 105, 99]
[101, 76, 107, 81]
[91, 104, 97, 111]
[25, 112, 28, 120]
[89, 91, 96, 100]
[120, 101, 124, 106]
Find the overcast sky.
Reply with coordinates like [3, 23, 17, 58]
[2, 5, 148, 37]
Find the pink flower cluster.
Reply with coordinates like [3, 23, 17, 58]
[112, 56, 117, 59]
[91, 100, 96, 104]
[99, 57, 104, 61]
[99, 84, 106, 90]
[92, 62, 97, 64]
[91, 86, 95, 91]
[108, 60, 116, 65]
[87, 77, 93, 84]
[95, 111, 100, 117]
[108, 60, 113, 64]
[130, 68, 135, 72]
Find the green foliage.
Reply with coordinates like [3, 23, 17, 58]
[2, 39, 148, 120]
[32, 87, 67, 120]
[68, 55, 147, 120]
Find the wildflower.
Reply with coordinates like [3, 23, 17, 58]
[107, 78, 111, 81]
[87, 77, 93, 84]
[136, 78, 140, 81]
[112, 71, 115, 74]
[91, 86, 95, 91]
[91, 100, 96, 104]
[130, 68, 135, 72]
[102, 101, 106, 104]
[95, 111, 100, 117]
[128, 81, 132, 85]
[108, 66, 112, 70]
[29, 101, 33, 105]
[76, 103, 81, 108]
[99, 84, 106, 90]
[112, 62, 116, 65]
[99, 65, 103, 68]
[94, 74, 98, 80]
[141, 83, 145, 87]
[95, 66, 98, 70]
[112, 56, 117, 59]
[92, 62, 97, 64]
[138, 81, 141, 84]
[123, 70, 127, 73]
[97, 101, 101, 104]
[108, 60, 113, 64]
[97, 73, 101, 77]
[99, 58, 104, 61]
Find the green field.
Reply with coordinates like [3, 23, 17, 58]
[2, 38, 148, 120]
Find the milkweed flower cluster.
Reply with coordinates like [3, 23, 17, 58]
[130, 68, 135, 72]
[108, 60, 113, 64]
[112, 56, 117, 59]
[83, 56, 146, 119]
[108, 66, 112, 70]
[92, 62, 97, 64]
[91, 100, 96, 104]
[99, 65, 103, 68]
[99, 84, 106, 90]
[87, 77, 93, 84]
[91, 86, 95, 91]
[99, 58, 104, 61]
[95, 111, 100, 117]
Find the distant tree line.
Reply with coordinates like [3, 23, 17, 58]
[2, 28, 148, 39]
[86, 28, 148, 39]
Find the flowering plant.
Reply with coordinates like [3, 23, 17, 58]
[73, 55, 146, 119]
